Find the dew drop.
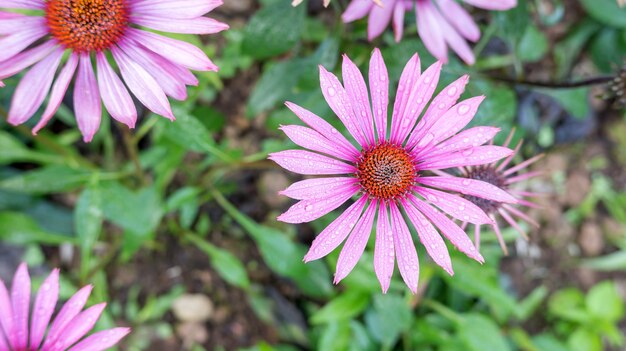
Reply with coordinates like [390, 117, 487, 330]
[305, 204, 313, 211]
[458, 104, 470, 115]
[328, 87, 336, 96]
[417, 132, 435, 148]
[447, 86, 457, 96]
[462, 179, 471, 186]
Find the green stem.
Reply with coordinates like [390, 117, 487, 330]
[120, 126, 147, 186]
[422, 299, 464, 325]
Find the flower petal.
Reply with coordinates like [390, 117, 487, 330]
[66, 328, 131, 351]
[0, 23, 48, 62]
[390, 53, 420, 140]
[280, 177, 358, 200]
[416, 0, 447, 62]
[10, 263, 29, 351]
[335, 201, 376, 283]
[392, 2, 405, 42]
[280, 125, 355, 161]
[389, 202, 419, 293]
[0, 41, 56, 80]
[342, 54, 375, 146]
[55, 303, 107, 350]
[74, 54, 102, 142]
[418, 176, 517, 204]
[43, 285, 93, 350]
[29, 269, 60, 350]
[96, 52, 137, 128]
[426, 126, 500, 157]
[34, 54, 79, 134]
[369, 48, 389, 141]
[269, 150, 356, 175]
[131, 0, 221, 18]
[436, 0, 480, 41]
[367, 0, 394, 40]
[415, 187, 492, 225]
[277, 185, 359, 224]
[0, 0, 43, 9]
[463, 0, 517, 10]
[374, 203, 394, 293]
[0, 279, 15, 349]
[423, 96, 485, 148]
[132, 15, 228, 34]
[419, 146, 513, 170]
[341, 0, 373, 22]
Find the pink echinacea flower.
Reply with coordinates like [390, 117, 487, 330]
[270, 48, 517, 293]
[342, 0, 517, 65]
[0, 263, 129, 351]
[0, 0, 228, 142]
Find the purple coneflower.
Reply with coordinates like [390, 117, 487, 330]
[0, 0, 228, 142]
[342, 0, 516, 65]
[444, 130, 542, 254]
[0, 263, 129, 351]
[270, 49, 518, 293]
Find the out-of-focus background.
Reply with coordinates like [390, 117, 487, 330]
[1, 0, 626, 350]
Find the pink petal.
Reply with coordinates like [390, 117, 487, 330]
[435, 9, 476, 65]
[427, 126, 500, 157]
[0, 0, 43, 9]
[389, 202, 419, 293]
[0, 41, 56, 80]
[277, 185, 359, 224]
[410, 197, 484, 263]
[367, 0, 394, 40]
[418, 176, 517, 204]
[95, 52, 137, 128]
[53, 303, 107, 350]
[126, 28, 217, 71]
[131, 15, 228, 34]
[401, 198, 452, 275]
[463, 0, 517, 10]
[66, 328, 131, 351]
[436, 0, 480, 41]
[43, 285, 93, 350]
[111, 46, 175, 120]
[7, 48, 63, 125]
[416, 0, 448, 62]
[10, 263, 29, 351]
[415, 187, 492, 225]
[341, 0, 373, 22]
[0, 15, 44, 35]
[304, 196, 368, 262]
[374, 203, 394, 293]
[334, 201, 376, 283]
[34, 54, 79, 134]
[0, 329, 8, 351]
[390, 61, 442, 145]
[74, 54, 102, 143]
[131, 0, 221, 18]
[419, 146, 513, 170]
[29, 269, 60, 350]
[369, 49, 389, 142]
[269, 150, 356, 175]
[319, 66, 368, 147]
[285, 102, 359, 161]
[280, 125, 355, 161]
[342, 54, 376, 146]
[280, 177, 359, 200]
[0, 24, 48, 62]
[0, 280, 15, 349]
[422, 96, 485, 148]
[392, 2, 405, 42]
[390, 53, 420, 142]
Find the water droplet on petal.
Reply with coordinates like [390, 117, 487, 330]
[458, 104, 470, 115]
[447, 86, 457, 96]
[328, 87, 336, 96]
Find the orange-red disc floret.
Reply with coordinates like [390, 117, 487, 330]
[356, 142, 417, 200]
[45, 0, 129, 52]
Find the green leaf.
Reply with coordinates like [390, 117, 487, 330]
[310, 290, 370, 324]
[247, 60, 305, 116]
[517, 24, 549, 62]
[578, 0, 626, 28]
[553, 20, 601, 78]
[583, 251, 626, 271]
[459, 314, 511, 351]
[0, 211, 76, 245]
[532, 334, 570, 351]
[0, 166, 90, 194]
[515, 286, 549, 321]
[187, 234, 251, 289]
[242, 2, 305, 59]
[547, 288, 589, 322]
[364, 294, 413, 347]
[586, 281, 624, 322]
[567, 328, 602, 351]
[537, 88, 590, 119]
[75, 184, 103, 276]
[317, 321, 351, 351]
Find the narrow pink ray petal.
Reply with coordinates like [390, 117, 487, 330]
[0, 22, 47, 62]
[74, 54, 102, 142]
[342, 54, 376, 146]
[498, 208, 528, 240]
[503, 154, 545, 176]
[433, 6, 476, 65]
[280, 177, 358, 200]
[319, 66, 368, 147]
[410, 198, 484, 263]
[402, 197, 453, 275]
[7, 48, 63, 125]
[0, 329, 8, 351]
[415, 187, 492, 225]
[463, 0, 518, 10]
[0, 41, 56, 80]
[96, 52, 137, 129]
[0, 0, 44, 9]
[53, 303, 107, 351]
[406, 75, 469, 149]
[489, 217, 509, 255]
[502, 204, 539, 227]
[43, 285, 93, 350]
[10, 263, 29, 351]
[269, 150, 356, 175]
[0, 15, 44, 35]
[436, 0, 480, 41]
[111, 46, 175, 120]
[131, 15, 228, 34]
[29, 269, 60, 350]
[368, 48, 389, 141]
[416, 0, 448, 62]
[342, 0, 373, 22]
[390, 53, 420, 141]
[277, 185, 359, 224]
[367, 0, 395, 40]
[131, 0, 221, 18]
[518, 199, 540, 209]
[422, 96, 485, 147]
[374, 203, 394, 293]
[390, 61, 442, 145]
[335, 201, 377, 283]
[501, 127, 517, 148]
[392, 2, 405, 42]
[285, 102, 359, 160]
[511, 190, 546, 198]
[496, 139, 522, 171]
[0, 280, 15, 350]
[126, 28, 217, 71]
[280, 125, 355, 161]
[66, 328, 131, 351]
[419, 146, 513, 170]
[34, 54, 79, 134]
[389, 202, 420, 293]
[304, 196, 368, 262]
[418, 176, 517, 204]
[425, 127, 500, 157]
[506, 171, 542, 184]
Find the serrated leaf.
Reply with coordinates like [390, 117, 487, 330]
[242, 2, 305, 59]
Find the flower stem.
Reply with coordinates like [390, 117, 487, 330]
[120, 126, 147, 186]
[485, 74, 614, 89]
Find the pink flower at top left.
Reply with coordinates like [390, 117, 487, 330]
[0, 0, 228, 142]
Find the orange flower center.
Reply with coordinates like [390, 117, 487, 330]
[356, 143, 416, 200]
[45, 0, 129, 52]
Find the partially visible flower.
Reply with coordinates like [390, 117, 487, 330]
[0, 263, 129, 351]
[0, 0, 228, 142]
[607, 62, 626, 108]
[444, 130, 542, 254]
[270, 48, 516, 293]
[342, 0, 517, 65]
[293, 0, 331, 6]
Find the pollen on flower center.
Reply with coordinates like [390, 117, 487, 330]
[464, 165, 507, 214]
[356, 142, 416, 200]
[45, 0, 129, 52]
